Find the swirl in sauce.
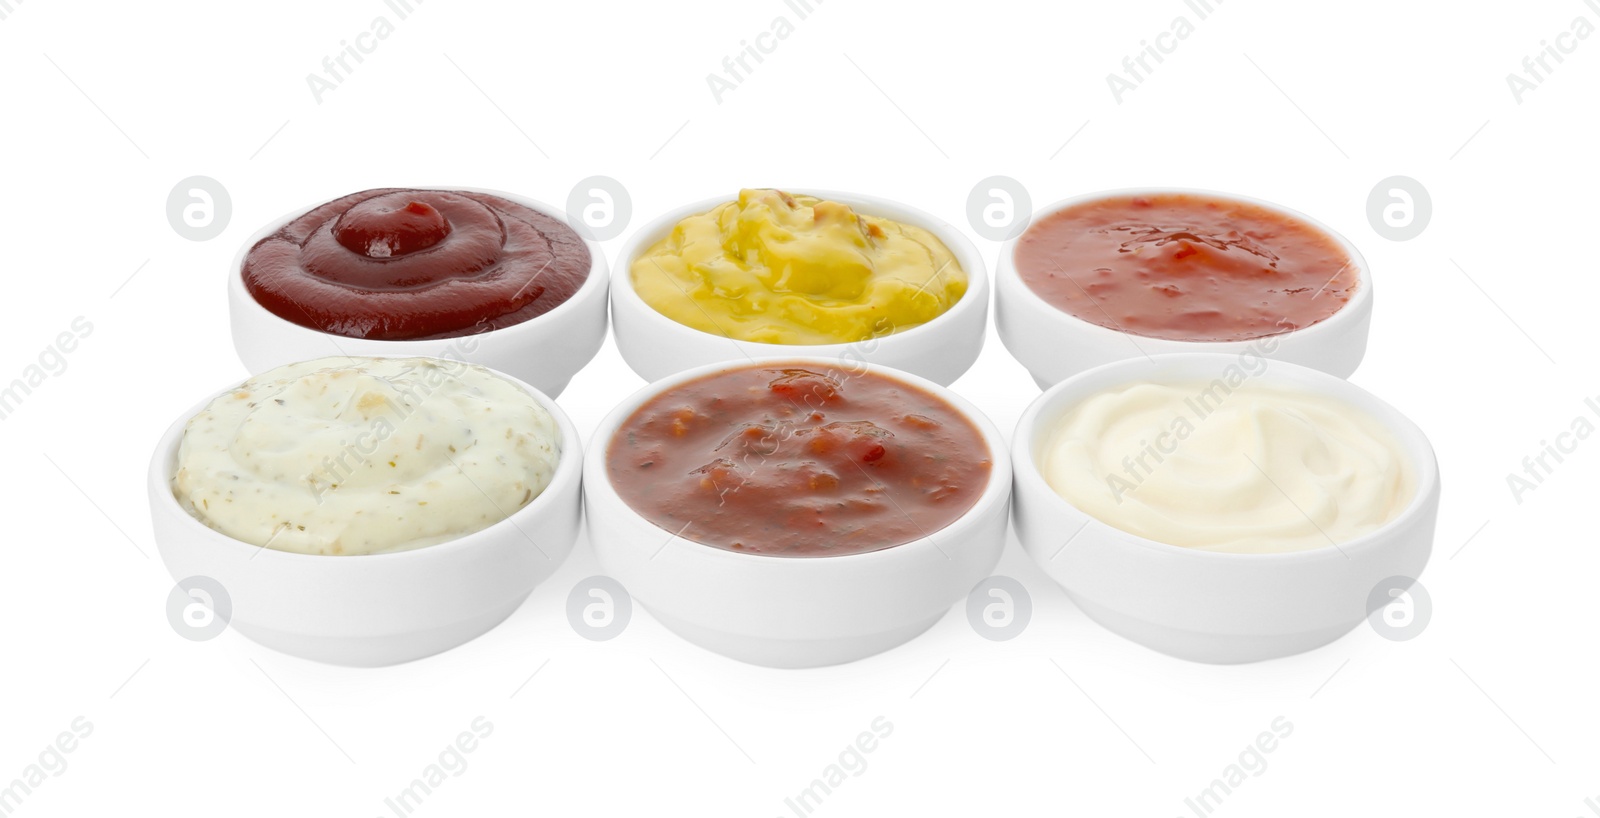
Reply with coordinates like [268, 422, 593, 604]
[243, 189, 590, 340]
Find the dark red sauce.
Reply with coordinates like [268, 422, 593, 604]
[606, 365, 991, 557]
[1013, 193, 1357, 342]
[243, 189, 590, 340]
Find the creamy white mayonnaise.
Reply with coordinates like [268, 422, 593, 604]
[173, 357, 561, 555]
[1040, 380, 1415, 554]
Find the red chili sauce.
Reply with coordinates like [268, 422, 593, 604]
[1013, 193, 1357, 342]
[243, 189, 590, 340]
[606, 365, 991, 557]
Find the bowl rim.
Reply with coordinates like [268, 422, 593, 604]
[229, 185, 609, 349]
[149, 355, 584, 565]
[583, 354, 1013, 567]
[610, 188, 988, 354]
[996, 186, 1373, 348]
[1012, 352, 1439, 564]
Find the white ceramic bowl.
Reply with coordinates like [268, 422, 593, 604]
[229, 187, 610, 398]
[1011, 353, 1439, 664]
[995, 188, 1373, 389]
[146, 359, 584, 667]
[610, 190, 988, 387]
[584, 357, 1012, 668]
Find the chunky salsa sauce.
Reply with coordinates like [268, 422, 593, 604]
[606, 365, 991, 557]
[1013, 193, 1357, 342]
[243, 188, 590, 341]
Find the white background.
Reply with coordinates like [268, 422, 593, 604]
[2, 0, 1596, 815]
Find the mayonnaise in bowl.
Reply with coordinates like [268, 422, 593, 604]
[1040, 379, 1416, 554]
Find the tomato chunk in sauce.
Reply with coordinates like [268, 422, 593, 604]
[606, 365, 991, 557]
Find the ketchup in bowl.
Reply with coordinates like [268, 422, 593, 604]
[242, 188, 590, 341]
